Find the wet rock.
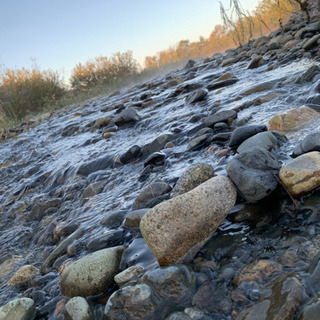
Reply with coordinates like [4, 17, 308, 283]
[140, 176, 237, 266]
[292, 132, 320, 157]
[193, 281, 232, 314]
[60, 246, 123, 298]
[114, 265, 144, 286]
[188, 133, 212, 151]
[240, 80, 276, 96]
[104, 283, 158, 320]
[299, 298, 320, 320]
[64, 297, 93, 320]
[118, 145, 142, 165]
[204, 110, 237, 128]
[247, 55, 263, 69]
[297, 65, 320, 83]
[185, 89, 208, 104]
[113, 107, 141, 126]
[142, 265, 196, 306]
[77, 155, 114, 176]
[206, 77, 239, 91]
[303, 34, 320, 50]
[94, 117, 112, 129]
[132, 180, 172, 210]
[237, 131, 287, 154]
[229, 125, 267, 148]
[86, 230, 125, 252]
[267, 106, 320, 132]
[0, 298, 36, 320]
[172, 163, 215, 197]
[27, 197, 63, 222]
[234, 260, 283, 285]
[306, 94, 320, 105]
[165, 312, 192, 320]
[226, 147, 281, 203]
[279, 151, 320, 197]
[82, 182, 102, 198]
[103, 132, 115, 139]
[124, 209, 149, 228]
[235, 275, 306, 320]
[8, 265, 40, 286]
[142, 134, 175, 156]
[144, 152, 166, 167]
[100, 210, 127, 229]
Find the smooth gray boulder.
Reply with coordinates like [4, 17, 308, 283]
[229, 125, 267, 148]
[140, 176, 237, 266]
[0, 298, 35, 320]
[185, 89, 208, 104]
[292, 132, 320, 157]
[226, 147, 281, 203]
[113, 107, 141, 126]
[60, 246, 123, 298]
[236, 131, 287, 154]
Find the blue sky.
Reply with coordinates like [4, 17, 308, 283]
[0, 0, 259, 81]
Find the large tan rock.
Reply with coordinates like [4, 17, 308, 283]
[140, 176, 237, 266]
[60, 246, 123, 298]
[267, 106, 320, 132]
[279, 151, 320, 197]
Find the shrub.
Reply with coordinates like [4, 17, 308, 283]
[0, 63, 65, 118]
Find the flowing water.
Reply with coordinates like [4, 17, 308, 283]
[1, 54, 320, 319]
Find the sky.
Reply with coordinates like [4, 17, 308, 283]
[0, 0, 260, 81]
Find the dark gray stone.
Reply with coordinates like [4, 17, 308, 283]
[206, 78, 238, 91]
[204, 110, 237, 128]
[142, 134, 175, 156]
[77, 155, 114, 176]
[226, 147, 281, 203]
[144, 152, 166, 167]
[185, 89, 208, 104]
[113, 107, 141, 126]
[292, 132, 320, 157]
[237, 131, 287, 154]
[119, 145, 142, 165]
[229, 125, 267, 148]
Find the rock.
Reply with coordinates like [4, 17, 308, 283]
[94, 117, 112, 129]
[279, 151, 320, 197]
[60, 246, 123, 298]
[132, 181, 172, 210]
[8, 265, 40, 286]
[140, 176, 237, 266]
[117, 145, 142, 165]
[185, 89, 208, 104]
[237, 131, 287, 154]
[0, 298, 36, 320]
[234, 260, 282, 285]
[0, 256, 23, 280]
[247, 56, 263, 69]
[103, 132, 115, 139]
[142, 134, 175, 156]
[172, 163, 215, 197]
[124, 209, 149, 228]
[292, 132, 320, 157]
[252, 36, 269, 48]
[64, 297, 93, 320]
[206, 78, 239, 91]
[306, 94, 320, 105]
[105, 283, 158, 320]
[114, 265, 144, 286]
[86, 230, 125, 252]
[185, 60, 196, 69]
[303, 34, 320, 50]
[299, 298, 320, 320]
[144, 152, 166, 167]
[229, 125, 267, 148]
[142, 265, 196, 307]
[77, 155, 114, 176]
[113, 107, 140, 126]
[239, 80, 276, 96]
[226, 147, 281, 203]
[193, 281, 232, 314]
[235, 275, 306, 320]
[204, 110, 237, 128]
[188, 133, 212, 151]
[267, 106, 320, 132]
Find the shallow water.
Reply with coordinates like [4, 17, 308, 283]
[1, 55, 320, 319]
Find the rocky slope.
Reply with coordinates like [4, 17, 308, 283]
[1, 19, 320, 320]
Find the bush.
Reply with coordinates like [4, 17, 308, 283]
[70, 51, 139, 91]
[0, 63, 65, 118]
